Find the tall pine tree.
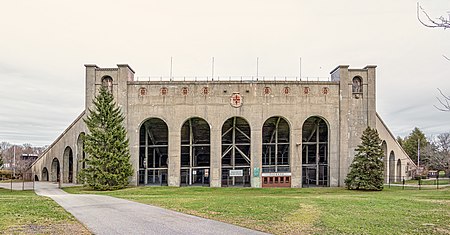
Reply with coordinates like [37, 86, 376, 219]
[79, 86, 133, 190]
[345, 127, 384, 191]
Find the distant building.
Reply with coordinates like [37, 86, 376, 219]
[31, 64, 416, 187]
[21, 153, 38, 162]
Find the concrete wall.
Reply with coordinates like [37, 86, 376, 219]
[376, 114, 417, 182]
[31, 112, 87, 183]
[31, 64, 416, 188]
[126, 80, 342, 187]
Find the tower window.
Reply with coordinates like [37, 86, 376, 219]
[352, 77, 362, 93]
[101, 76, 113, 93]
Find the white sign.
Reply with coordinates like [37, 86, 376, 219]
[229, 170, 243, 177]
[261, 172, 291, 177]
[193, 170, 197, 175]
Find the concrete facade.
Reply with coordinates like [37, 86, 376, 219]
[31, 64, 416, 187]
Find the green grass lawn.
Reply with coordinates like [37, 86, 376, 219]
[0, 189, 89, 234]
[64, 186, 450, 235]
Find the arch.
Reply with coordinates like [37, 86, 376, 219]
[381, 141, 388, 183]
[101, 75, 113, 93]
[63, 146, 74, 183]
[396, 159, 402, 181]
[389, 151, 395, 183]
[302, 116, 329, 187]
[262, 116, 290, 173]
[42, 167, 49, 181]
[51, 158, 60, 182]
[180, 117, 210, 186]
[34, 175, 39, 181]
[221, 117, 251, 187]
[139, 118, 169, 185]
[352, 76, 362, 93]
[77, 133, 85, 176]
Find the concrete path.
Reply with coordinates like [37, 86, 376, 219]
[24, 182, 268, 235]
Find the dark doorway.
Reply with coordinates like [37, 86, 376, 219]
[221, 117, 251, 187]
[302, 116, 329, 187]
[181, 117, 210, 186]
[139, 118, 169, 186]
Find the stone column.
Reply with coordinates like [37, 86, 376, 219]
[338, 65, 350, 187]
[210, 126, 221, 187]
[290, 128, 302, 188]
[168, 129, 181, 186]
[251, 127, 262, 188]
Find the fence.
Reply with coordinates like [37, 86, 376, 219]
[0, 172, 36, 191]
[387, 175, 450, 190]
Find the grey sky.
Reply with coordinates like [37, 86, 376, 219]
[1, 0, 449, 146]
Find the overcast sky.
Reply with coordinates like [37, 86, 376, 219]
[1, 0, 449, 146]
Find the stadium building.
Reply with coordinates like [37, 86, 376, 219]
[31, 64, 416, 187]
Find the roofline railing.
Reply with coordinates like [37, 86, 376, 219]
[134, 76, 331, 82]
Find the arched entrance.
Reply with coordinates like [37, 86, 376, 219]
[51, 158, 60, 182]
[302, 116, 329, 187]
[139, 118, 169, 185]
[42, 167, 49, 181]
[381, 141, 388, 183]
[389, 151, 395, 183]
[262, 116, 290, 187]
[181, 117, 210, 186]
[221, 117, 251, 187]
[63, 147, 74, 183]
[397, 159, 402, 181]
[34, 175, 39, 181]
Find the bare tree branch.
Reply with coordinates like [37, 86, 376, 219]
[435, 88, 450, 111]
[417, 2, 450, 29]
[443, 55, 450, 61]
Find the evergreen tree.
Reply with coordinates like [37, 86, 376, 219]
[79, 86, 133, 190]
[401, 127, 428, 165]
[345, 127, 384, 191]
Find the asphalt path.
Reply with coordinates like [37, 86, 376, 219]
[28, 182, 268, 235]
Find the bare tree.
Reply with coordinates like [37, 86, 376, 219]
[422, 133, 450, 175]
[417, 3, 450, 29]
[417, 3, 450, 110]
[435, 88, 450, 111]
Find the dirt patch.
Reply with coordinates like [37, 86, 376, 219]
[267, 204, 321, 235]
[2, 222, 90, 235]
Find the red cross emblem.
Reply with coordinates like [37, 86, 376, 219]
[230, 93, 242, 108]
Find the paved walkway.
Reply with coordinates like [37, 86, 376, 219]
[2, 182, 268, 235]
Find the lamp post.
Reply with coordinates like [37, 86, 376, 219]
[13, 145, 16, 178]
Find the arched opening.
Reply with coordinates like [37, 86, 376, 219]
[51, 158, 60, 182]
[381, 141, 388, 183]
[101, 76, 113, 93]
[181, 117, 210, 186]
[139, 118, 169, 185]
[262, 116, 290, 187]
[63, 147, 74, 183]
[302, 116, 329, 187]
[221, 117, 251, 187]
[34, 175, 39, 181]
[397, 159, 402, 181]
[42, 167, 49, 181]
[352, 76, 362, 93]
[389, 151, 395, 183]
